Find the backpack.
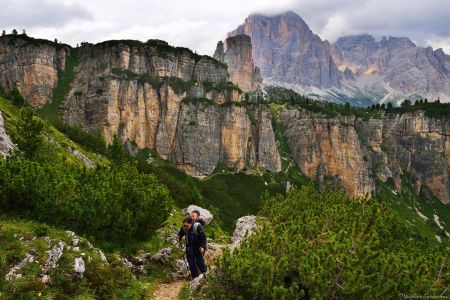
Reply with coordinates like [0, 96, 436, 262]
[184, 222, 207, 250]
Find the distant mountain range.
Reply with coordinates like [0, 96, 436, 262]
[227, 11, 450, 105]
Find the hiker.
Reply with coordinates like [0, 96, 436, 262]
[190, 209, 205, 226]
[177, 216, 207, 279]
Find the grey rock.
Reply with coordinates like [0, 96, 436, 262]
[231, 216, 258, 248]
[189, 273, 205, 291]
[175, 259, 190, 278]
[131, 265, 147, 275]
[181, 205, 213, 225]
[73, 257, 85, 278]
[150, 247, 172, 263]
[0, 111, 15, 158]
[67, 147, 95, 169]
[5, 253, 35, 280]
[45, 241, 66, 269]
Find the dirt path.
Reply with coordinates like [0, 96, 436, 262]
[150, 280, 187, 300]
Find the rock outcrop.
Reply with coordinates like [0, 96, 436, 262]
[228, 11, 340, 88]
[0, 35, 70, 107]
[333, 34, 450, 102]
[0, 111, 15, 158]
[281, 109, 374, 197]
[281, 107, 450, 204]
[181, 205, 214, 225]
[214, 35, 261, 92]
[59, 40, 281, 176]
[231, 216, 259, 248]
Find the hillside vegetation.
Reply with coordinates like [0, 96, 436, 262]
[205, 185, 450, 299]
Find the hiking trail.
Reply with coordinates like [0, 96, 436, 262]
[149, 280, 187, 300]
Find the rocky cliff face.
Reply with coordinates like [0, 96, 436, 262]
[213, 35, 261, 92]
[281, 109, 374, 197]
[0, 35, 70, 107]
[62, 40, 281, 175]
[0, 110, 15, 158]
[281, 108, 450, 204]
[1, 34, 448, 205]
[334, 34, 450, 102]
[228, 11, 340, 88]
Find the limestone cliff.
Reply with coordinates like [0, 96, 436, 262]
[1, 34, 448, 205]
[213, 35, 261, 92]
[281, 109, 374, 197]
[0, 35, 70, 107]
[62, 40, 280, 175]
[281, 108, 450, 204]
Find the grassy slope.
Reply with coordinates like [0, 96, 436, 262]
[0, 96, 108, 166]
[0, 216, 155, 299]
[377, 180, 450, 244]
[136, 146, 311, 233]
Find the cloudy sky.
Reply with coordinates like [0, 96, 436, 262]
[1, 0, 450, 55]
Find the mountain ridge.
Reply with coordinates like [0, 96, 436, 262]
[227, 11, 450, 104]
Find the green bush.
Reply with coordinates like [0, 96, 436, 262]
[10, 85, 26, 106]
[0, 158, 172, 242]
[205, 185, 449, 299]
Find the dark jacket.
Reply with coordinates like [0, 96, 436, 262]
[177, 222, 207, 249]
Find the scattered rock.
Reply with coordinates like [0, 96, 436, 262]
[121, 258, 133, 269]
[231, 216, 258, 249]
[73, 257, 85, 278]
[5, 253, 35, 280]
[150, 247, 172, 263]
[67, 147, 96, 169]
[175, 259, 190, 278]
[189, 273, 205, 290]
[204, 243, 224, 265]
[45, 241, 66, 269]
[72, 238, 79, 246]
[181, 205, 213, 225]
[41, 274, 51, 284]
[65, 231, 76, 238]
[72, 247, 80, 252]
[131, 265, 147, 275]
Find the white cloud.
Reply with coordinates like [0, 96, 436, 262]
[1, 0, 450, 55]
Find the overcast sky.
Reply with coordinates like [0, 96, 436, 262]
[1, 0, 450, 55]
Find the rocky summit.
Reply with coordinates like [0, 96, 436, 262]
[228, 11, 450, 104]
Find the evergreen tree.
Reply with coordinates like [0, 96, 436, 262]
[11, 85, 25, 106]
[108, 135, 128, 164]
[16, 107, 44, 159]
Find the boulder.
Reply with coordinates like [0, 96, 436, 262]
[175, 259, 190, 278]
[190, 273, 206, 290]
[231, 216, 258, 248]
[73, 257, 85, 278]
[150, 247, 172, 263]
[181, 205, 213, 225]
